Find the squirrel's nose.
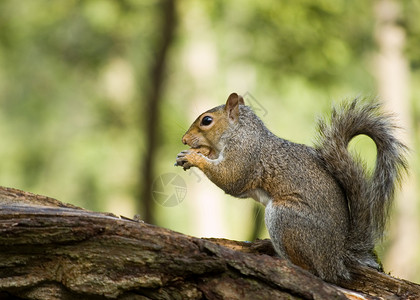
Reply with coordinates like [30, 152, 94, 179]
[182, 135, 187, 145]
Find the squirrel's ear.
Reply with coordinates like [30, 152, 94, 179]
[225, 93, 244, 122]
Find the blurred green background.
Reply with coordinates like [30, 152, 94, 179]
[0, 0, 419, 282]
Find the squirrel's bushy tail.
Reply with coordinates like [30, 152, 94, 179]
[315, 98, 408, 262]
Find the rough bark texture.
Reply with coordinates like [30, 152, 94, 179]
[0, 187, 419, 299]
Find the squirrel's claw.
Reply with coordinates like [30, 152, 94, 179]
[175, 150, 193, 170]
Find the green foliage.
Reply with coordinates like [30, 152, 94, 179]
[0, 0, 156, 212]
[404, 0, 420, 70]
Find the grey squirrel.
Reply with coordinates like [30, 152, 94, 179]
[175, 93, 408, 283]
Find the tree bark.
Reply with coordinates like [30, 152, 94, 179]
[0, 186, 419, 300]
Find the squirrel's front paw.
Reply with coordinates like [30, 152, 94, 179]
[175, 149, 203, 170]
[175, 150, 193, 170]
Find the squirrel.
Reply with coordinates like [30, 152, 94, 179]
[175, 93, 408, 283]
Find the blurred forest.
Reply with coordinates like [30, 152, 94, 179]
[0, 0, 419, 282]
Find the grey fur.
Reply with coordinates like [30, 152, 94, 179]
[314, 98, 408, 267]
[177, 97, 408, 283]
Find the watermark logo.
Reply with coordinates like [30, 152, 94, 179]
[243, 92, 268, 117]
[152, 173, 187, 207]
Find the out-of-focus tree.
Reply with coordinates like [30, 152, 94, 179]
[139, 0, 177, 224]
[373, 0, 420, 282]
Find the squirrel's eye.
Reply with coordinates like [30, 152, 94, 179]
[201, 116, 213, 126]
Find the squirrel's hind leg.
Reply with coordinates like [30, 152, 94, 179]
[265, 200, 350, 283]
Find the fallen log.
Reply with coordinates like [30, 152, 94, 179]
[0, 187, 418, 299]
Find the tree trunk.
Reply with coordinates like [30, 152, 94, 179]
[139, 0, 177, 224]
[373, 0, 420, 281]
[0, 186, 419, 300]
